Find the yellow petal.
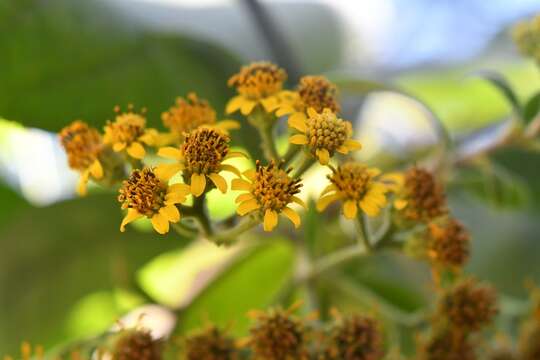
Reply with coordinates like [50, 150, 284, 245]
[120, 209, 143, 232]
[343, 200, 358, 219]
[345, 139, 362, 150]
[217, 119, 241, 130]
[367, 168, 382, 177]
[307, 107, 318, 118]
[226, 95, 245, 114]
[316, 148, 330, 165]
[260, 96, 279, 112]
[235, 193, 254, 204]
[77, 172, 90, 196]
[276, 105, 295, 117]
[159, 205, 180, 223]
[316, 193, 341, 212]
[359, 199, 380, 217]
[365, 191, 387, 207]
[225, 151, 248, 159]
[282, 207, 301, 228]
[208, 173, 227, 193]
[289, 134, 308, 145]
[220, 164, 242, 177]
[291, 196, 307, 208]
[151, 213, 170, 234]
[394, 199, 408, 210]
[240, 100, 257, 115]
[139, 130, 157, 145]
[237, 198, 260, 216]
[288, 112, 307, 133]
[190, 173, 207, 197]
[231, 178, 252, 191]
[158, 146, 183, 160]
[167, 183, 191, 197]
[89, 160, 103, 179]
[320, 184, 337, 197]
[155, 163, 184, 182]
[126, 142, 146, 159]
[242, 169, 256, 180]
[113, 142, 126, 152]
[263, 209, 279, 231]
[336, 145, 349, 154]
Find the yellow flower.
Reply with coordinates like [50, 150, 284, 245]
[155, 127, 245, 197]
[393, 167, 447, 223]
[317, 162, 388, 219]
[226, 61, 287, 116]
[288, 108, 361, 165]
[161, 92, 240, 144]
[103, 105, 157, 159]
[276, 75, 340, 117]
[232, 160, 305, 231]
[118, 167, 190, 234]
[59, 120, 104, 196]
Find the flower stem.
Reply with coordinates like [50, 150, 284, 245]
[292, 154, 315, 178]
[355, 213, 373, 252]
[297, 245, 367, 283]
[283, 145, 300, 165]
[192, 194, 213, 237]
[249, 108, 279, 162]
[171, 222, 198, 238]
[210, 215, 260, 245]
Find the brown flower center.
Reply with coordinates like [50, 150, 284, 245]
[113, 329, 162, 360]
[402, 167, 447, 222]
[251, 160, 302, 212]
[59, 120, 102, 171]
[182, 127, 230, 175]
[305, 109, 350, 154]
[427, 219, 470, 268]
[185, 326, 237, 360]
[105, 110, 146, 145]
[325, 315, 383, 360]
[162, 93, 216, 135]
[298, 75, 340, 113]
[228, 62, 287, 99]
[118, 168, 166, 217]
[330, 162, 372, 201]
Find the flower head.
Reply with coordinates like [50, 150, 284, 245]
[59, 120, 104, 195]
[394, 167, 447, 223]
[323, 314, 384, 360]
[118, 168, 190, 234]
[426, 218, 470, 269]
[439, 278, 498, 333]
[288, 108, 361, 165]
[246, 305, 308, 360]
[112, 328, 162, 360]
[161, 93, 239, 143]
[226, 62, 287, 115]
[317, 162, 389, 219]
[277, 75, 340, 117]
[103, 105, 157, 159]
[184, 325, 238, 360]
[155, 127, 244, 197]
[419, 329, 475, 360]
[512, 15, 540, 62]
[232, 160, 305, 231]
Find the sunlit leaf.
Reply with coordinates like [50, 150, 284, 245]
[523, 91, 540, 124]
[470, 70, 521, 115]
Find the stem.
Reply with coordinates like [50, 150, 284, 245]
[355, 214, 373, 252]
[283, 144, 300, 165]
[171, 222, 198, 238]
[210, 215, 260, 245]
[192, 194, 213, 236]
[297, 245, 367, 283]
[292, 154, 315, 178]
[260, 122, 280, 161]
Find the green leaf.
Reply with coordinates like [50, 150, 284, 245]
[175, 238, 295, 336]
[523, 91, 540, 124]
[470, 71, 521, 115]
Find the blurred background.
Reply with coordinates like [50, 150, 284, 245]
[2, 0, 540, 355]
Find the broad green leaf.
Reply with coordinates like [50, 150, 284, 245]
[175, 239, 295, 336]
[523, 91, 540, 124]
[470, 70, 521, 115]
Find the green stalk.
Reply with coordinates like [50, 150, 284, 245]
[210, 215, 260, 245]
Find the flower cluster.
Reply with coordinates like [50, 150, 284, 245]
[512, 14, 540, 63]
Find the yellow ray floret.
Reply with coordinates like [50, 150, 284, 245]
[155, 127, 245, 197]
[118, 168, 190, 234]
[317, 162, 392, 219]
[232, 160, 304, 232]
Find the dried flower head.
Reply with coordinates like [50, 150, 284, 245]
[155, 127, 244, 197]
[512, 15, 540, 62]
[118, 168, 190, 234]
[317, 162, 389, 219]
[419, 330, 475, 360]
[184, 325, 238, 360]
[426, 218, 470, 269]
[323, 314, 384, 360]
[394, 167, 447, 223]
[518, 321, 540, 360]
[161, 93, 239, 143]
[439, 278, 498, 333]
[232, 160, 305, 231]
[226, 61, 287, 115]
[103, 105, 157, 159]
[277, 75, 340, 118]
[289, 108, 361, 165]
[247, 306, 308, 360]
[113, 329, 162, 360]
[59, 120, 104, 195]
